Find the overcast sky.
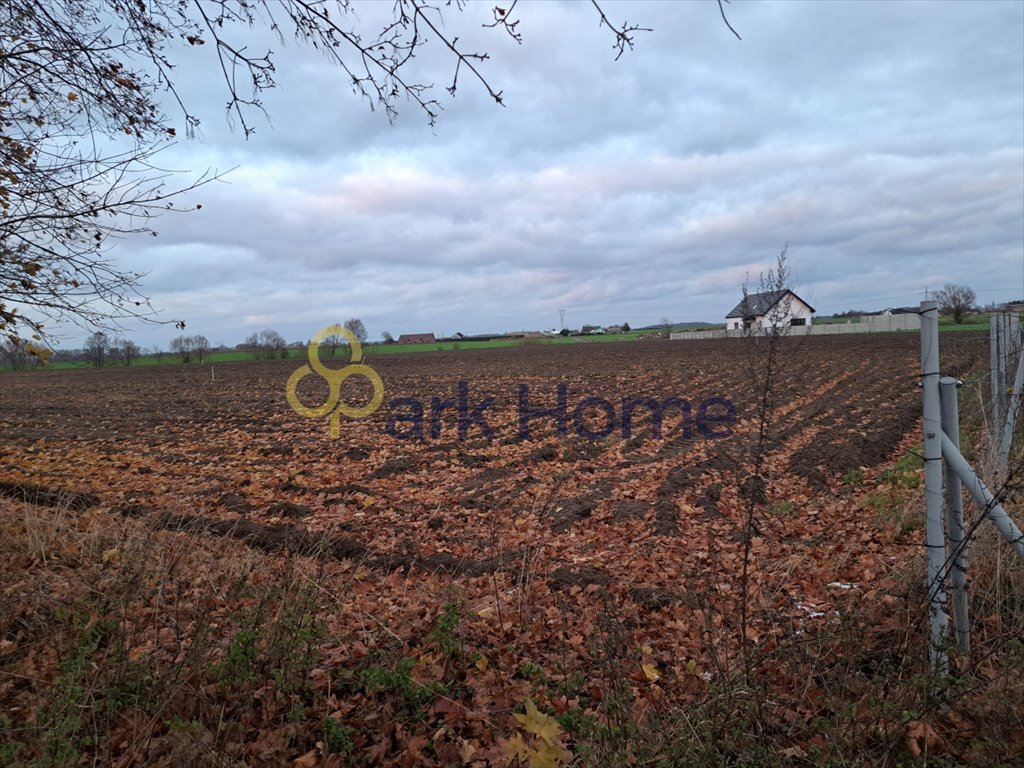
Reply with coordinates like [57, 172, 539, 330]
[88, 0, 1023, 348]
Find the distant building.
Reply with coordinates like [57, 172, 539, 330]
[397, 333, 436, 344]
[725, 290, 814, 331]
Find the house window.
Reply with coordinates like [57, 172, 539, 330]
[790, 318, 807, 326]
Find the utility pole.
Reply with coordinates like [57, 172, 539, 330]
[559, 309, 566, 330]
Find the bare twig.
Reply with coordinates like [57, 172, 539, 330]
[718, 0, 742, 41]
[590, 0, 653, 61]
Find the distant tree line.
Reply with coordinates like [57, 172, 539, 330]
[821, 283, 980, 326]
[83, 332, 141, 368]
[1, 337, 33, 369]
[170, 334, 210, 364]
[245, 329, 289, 360]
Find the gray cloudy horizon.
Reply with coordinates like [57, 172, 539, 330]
[70, 0, 1024, 348]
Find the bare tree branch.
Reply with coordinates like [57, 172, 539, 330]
[589, 0, 654, 61]
[719, 0, 742, 41]
[483, 2, 523, 45]
[1, 0, 741, 353]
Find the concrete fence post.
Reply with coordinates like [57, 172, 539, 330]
[940, 377, 969, 654]
[998, 333, 1024, 474]
[920, 301, 948, 671]
[991, 314, 1001, 433]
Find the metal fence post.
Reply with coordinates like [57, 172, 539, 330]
[998, 336, 1024, 473]
[941, 434, 1024, 559]
[999, 314, 1010, 428]
[991, 314, 1001, 433]
[920, 301, 948, 670]
[940, 377, 969, 655]
[999, 311, 1024, 468]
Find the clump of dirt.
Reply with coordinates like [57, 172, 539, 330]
[456, 453, 490, 467]
[529, 444, 560, 463]
[701, 452, 738, 472]
[219, 492, 253, 514]
[367, 456, 418, 479]
[562, 439, 606, 463]
[112, 503, 155, 518]
[657, 465, 695, 497]
[611, 500, 650, 521]
[267, 501, 312, 518]
[698, 484, 723, 520]
[0, 481, 99, 511]
[259, 444, 292, 457]
[155, 512, 364, 559]
[789, 416, 913, 489]
[318, 483, 375, 497]
[628, 586, 681, 610]
[651, 457, 736, 535]
[551, 564, 611, 588]
[549, 496, 599, 532]
[651, 500, 679, 536]
[459, 492, 494, 511]
[462, 467, 512, 491]
[739, 474, 767, 504]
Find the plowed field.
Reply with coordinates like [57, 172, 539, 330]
[0, 333, 990, 765]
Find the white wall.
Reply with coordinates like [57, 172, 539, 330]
[788, 297, 814, 326]
[671, 313, 920, 341]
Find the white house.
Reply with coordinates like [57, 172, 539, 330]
[724, 290, 814, 332]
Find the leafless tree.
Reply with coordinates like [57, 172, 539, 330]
[246, 329, 287, 359]
[170, 336, 192, 364]
[84, 332, 110, 368]
[344, 318, 368, 344]
[323, 334, 343, 357]
[0, 2, 209, 351]
[733, 247, 810, 684]
[112, 338, 141, 367]
[1, 0, 740, 355]
[934, 283, 977, 325]
[169, 334, 209, 363]
[191, 335, 211, 364]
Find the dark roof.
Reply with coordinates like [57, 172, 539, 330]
[725, 289, 814, 319]
[397, 333, 436, 344]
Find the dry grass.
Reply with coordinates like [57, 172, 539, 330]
[0, 496, 331, 766]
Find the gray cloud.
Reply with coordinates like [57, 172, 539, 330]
[78, 0, 1022, 347]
